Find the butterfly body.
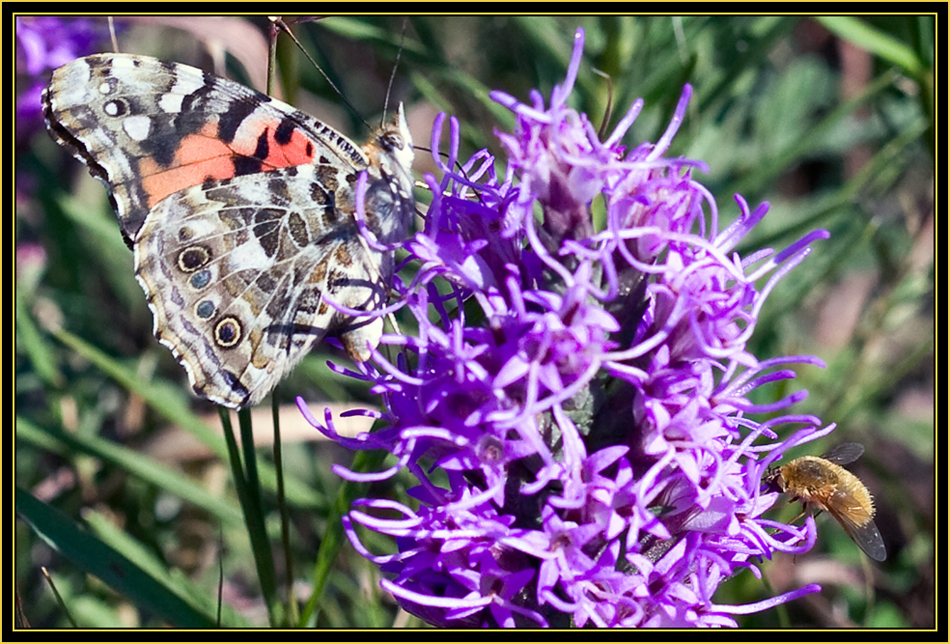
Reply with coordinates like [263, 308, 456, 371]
[43, 54, 414, 408]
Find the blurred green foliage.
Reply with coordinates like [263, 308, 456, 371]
[16, 15, 933, 629]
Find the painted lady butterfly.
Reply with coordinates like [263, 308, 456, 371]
[43, 53, 415, 409]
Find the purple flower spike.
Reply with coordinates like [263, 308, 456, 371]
[300, 27, 830, 627]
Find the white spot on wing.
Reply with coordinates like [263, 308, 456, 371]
[111, 56, 137, 69]
[159, 93, 185, 113]
[170, 73, 204, 96]
[161, 71, 204, 113]
[123, 115, 151, 141]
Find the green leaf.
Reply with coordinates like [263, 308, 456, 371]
[16, 488, 216, 628]
[82, 510, 249, 627]
[816, 16, 925, 77]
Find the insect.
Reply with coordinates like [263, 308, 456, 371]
[768, 442, 886, 562]
[43, 53, 415, 409]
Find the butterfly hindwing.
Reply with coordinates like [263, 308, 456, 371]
[135, 165, 387, 408]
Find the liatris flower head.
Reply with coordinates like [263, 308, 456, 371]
[300, 27, 832, 627]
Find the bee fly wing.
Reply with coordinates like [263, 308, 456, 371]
[821, 442, 865, 466]
[846, 517, 887, 562]
[827, 505, 887, 562]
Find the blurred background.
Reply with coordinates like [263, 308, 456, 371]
[15, 15, 934, 628]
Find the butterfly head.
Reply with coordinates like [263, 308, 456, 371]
[363, 103, 415, 245]
[375, 103, 414, 175]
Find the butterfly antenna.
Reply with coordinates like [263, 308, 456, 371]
[107, 16, 120, 53]
[381, 18, 409, 128]
[269, 16, 372, 133]
[415, 144, 490, 209]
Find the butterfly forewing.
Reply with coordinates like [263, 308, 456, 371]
[44, 53, 414, 408]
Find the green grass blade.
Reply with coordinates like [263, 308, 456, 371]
[16, 291, 63, 388]
[298, 445, 388, 627]
[16, 488, 216, 628]
[816, 16, 925, 77]
[218, 408, 280, 626]
[272, 391, 299, 624]
[50, 326, 323, 510]
[16, 416, 243, 526]
[238, 407, 281, 624]
[81, 510, 249, 627]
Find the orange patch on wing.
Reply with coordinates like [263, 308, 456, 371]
[139, 118, 318, 208]
[140, 123, 234, 208]
[231, 112, 316, 168]
[269, 126, 317, 166]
